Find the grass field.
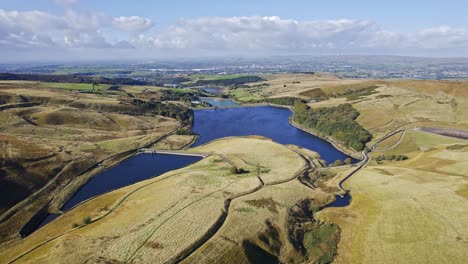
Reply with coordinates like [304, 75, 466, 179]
[228, 87, 267, 102]
[318, 131, 468, 264]
[39, 82, 111, 91]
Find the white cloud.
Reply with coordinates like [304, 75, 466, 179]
[138, 16, 387, 51]
[0, 9, 153, 49]
[0, 9, 67, 48]
[0, 9, 67, 33]
[134, 16, 468, 55]
[113, 16, 153, 33]
[0, 10, 468, 58]
[415, 26, 468, 49]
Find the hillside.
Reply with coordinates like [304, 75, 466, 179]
[0, 137, 347, 264]
[0, 81, 196, 245]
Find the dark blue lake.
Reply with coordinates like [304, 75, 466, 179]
[192, 106, 349, 164]
[62, 154, 201, 211]
[30, 154, 201, 232]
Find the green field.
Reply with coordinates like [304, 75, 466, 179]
[229, 87, 266, 102]
[39, 82, 111, 91]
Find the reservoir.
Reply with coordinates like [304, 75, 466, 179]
[200, 98, 239, 107]
[202, 86, 225, 94]
[28, 105, 351, 234]
[26, 154, 201, 234]
[192, 106, 349, 164]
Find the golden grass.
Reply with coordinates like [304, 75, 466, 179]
[31, 107, 122, 130]
[300, 79, 468, 149]
[192, 137, 306, 184]
[0, 88, 76, 102]
[0, 134, 56, 161]
[229, 73, 363, 100]
[318, 137, 468, 264]
[184, 180, 333, 264]
[0, 137, 314, 263]
[320, 80, 386, 95]
[390, 80, 468, 97]
[151, 135, 195, 150]
[373, 131, 402, 150]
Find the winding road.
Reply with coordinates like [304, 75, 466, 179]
[338, 129, 405, 191]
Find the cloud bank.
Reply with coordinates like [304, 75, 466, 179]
[1, 8, 467, 60]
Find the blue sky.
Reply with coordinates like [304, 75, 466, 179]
[3, 0, 467, 30]
[1, 0, 467, 61]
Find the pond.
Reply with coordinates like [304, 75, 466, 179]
[325, 194, 352, 208]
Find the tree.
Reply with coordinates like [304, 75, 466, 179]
[293, 104, 372, 151]
[82, 216, 92, 225]
[92, 77, 100, 92]
[344, 157, 352, 165]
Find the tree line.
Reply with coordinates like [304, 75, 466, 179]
[260, 97, 306, 106]
[0, 73, 146, 85]
[192, 76, 264, 87]
[159, 90, 199, 102]
[293, 102, 372, 151]
[131, 99, 193, 124]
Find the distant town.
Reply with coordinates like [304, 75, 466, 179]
[1, 55, 467, 80]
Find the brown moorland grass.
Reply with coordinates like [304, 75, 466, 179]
[318, 132, 468, 264]
[0, 80, 182, 246]
[301, 79, 468, 148]
[151, 135, 196, 150]
[0, 137, 318, 264]
[228, 73, 363, 101]
[183, 180, 335, 264]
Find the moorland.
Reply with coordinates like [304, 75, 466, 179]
[0, 72, 467, 263]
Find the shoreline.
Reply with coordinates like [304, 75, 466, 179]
[193, 102, 363, 160]
[8, 102, 362, 242]
[4, 125, 186, 243]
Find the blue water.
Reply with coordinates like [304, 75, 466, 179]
[326, 194, 351, 207]
[192, 106, 349, 164]
[201, 98, 239, 107]
[202, 87, 224, 94]
[35, 154, 201, 230]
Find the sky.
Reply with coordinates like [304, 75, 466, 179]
[0, 0, 467, 61]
